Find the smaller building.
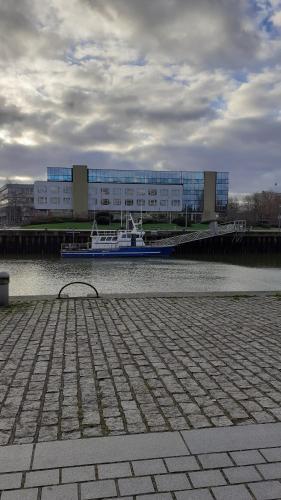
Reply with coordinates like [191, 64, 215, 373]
[0, 184, 34, 226]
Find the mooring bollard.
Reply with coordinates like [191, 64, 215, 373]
[0, 272, 9, 306]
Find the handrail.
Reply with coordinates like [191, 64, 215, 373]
[58, 282, 99, 299]
[151, 221, 247, 247]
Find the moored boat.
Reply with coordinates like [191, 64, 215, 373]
[61, 215, 174, 258]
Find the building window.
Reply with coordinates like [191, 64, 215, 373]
[113, 199, 121, 205]
[172, 200, 181, 207]
[137, 199, 145, 206]
[38, 187, 47, 193]
[63, 186, 71, 194]
[38, 197, 47, 204]
[137, 188, 146, 195]
[172, 189, 180, 196]
[50, 197, 60, 204]
[113, 187, 121, 195]
[160, 189, 168, 196]
[101, 199, 110, 205]
[125, 188, 134, 195]
[148, 200, 157, 206]
[160, 200, 167, 206]
[148, 189, 157, 196]
[50, 186, 60, 194]
[63, 197, 71, 203]
[125, 199, 134, 206]
[101, 187, 110, 195]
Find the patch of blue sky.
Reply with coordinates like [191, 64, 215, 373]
[127, 57, 147, 66]
[259, 15, 280, 36]
[163, 75, 189, 86]
[232, 70, 248, 84]
[209, 97, 227, 112]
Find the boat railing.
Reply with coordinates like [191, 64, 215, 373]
[61, 242, 91, 251]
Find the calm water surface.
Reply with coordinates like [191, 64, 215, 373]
[1, 255, 281, 296]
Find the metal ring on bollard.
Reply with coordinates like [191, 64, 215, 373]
[57, 282, 99, 299]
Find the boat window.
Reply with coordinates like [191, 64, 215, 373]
[112, 236, 117, 241]
[122, 234, 127, 238]
[100, 237, 106, 241]
[106, 237, 112, 241]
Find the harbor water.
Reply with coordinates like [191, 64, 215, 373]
[1, 255, 281, 296]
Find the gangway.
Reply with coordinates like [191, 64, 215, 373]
[150, 220, 247, 248]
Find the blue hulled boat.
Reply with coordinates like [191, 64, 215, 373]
[61, 215, 174, 258]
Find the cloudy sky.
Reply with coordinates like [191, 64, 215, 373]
[0, 0, 281, 193]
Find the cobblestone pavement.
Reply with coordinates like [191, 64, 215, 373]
[0, 295, 281, 446]
[1, 423, 281, 499]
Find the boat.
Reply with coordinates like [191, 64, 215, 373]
[61, 215, 174, 258]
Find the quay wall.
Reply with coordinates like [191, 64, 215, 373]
[0, 229, 281, 255]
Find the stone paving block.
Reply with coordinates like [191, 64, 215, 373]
[62, 465, 96, 483]
[257, 461, 281, 479]
[119, 476, 154, 496]
[189, 470, 227, 488]
[81, 479, 117, 499]
[1, 489, 39, 500]
[25, 469, 59, 487]
[99, 462, 131, 479]
[132, 459, 166, 475]
[137, 495, 173, 500]
[0, 443, 33, 473]
[0, 472, 22, 490]
[176, 490, 213, 500]
[165, 456, 199, 472]
[223, 465, 262, 483]
[33, 431, 188, 469]
[248, 480, 281, 499]
[198, 453, 233, 469]
[41, 483, 78, 500]
[230, 450, 266, 465]
[182, 423, 281, 454]
[260, 446, 281, 461]
[212, 484, 253, 500]
[155, 472, 191, 491]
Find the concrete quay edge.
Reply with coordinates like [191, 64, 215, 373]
[8, 289, 281, 302]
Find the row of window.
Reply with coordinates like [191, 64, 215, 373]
[37, 186, 72, 194]
[93, 199, 181, 207]
[37, 197, 71, 205]
[47, 167, 228, 186]
[89, 187, 181, 196]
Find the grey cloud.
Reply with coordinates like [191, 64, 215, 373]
[84, 0, 260, 67]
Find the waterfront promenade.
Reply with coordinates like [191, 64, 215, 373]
[0, 293, 281, 498]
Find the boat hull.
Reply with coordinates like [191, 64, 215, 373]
[61, 246, 174, 258]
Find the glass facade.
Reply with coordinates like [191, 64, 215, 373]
[216, 172, 229, 212]
[47, 167, 72, 182]
[182, 172, 204, 212]
[88, 169, 182, 185]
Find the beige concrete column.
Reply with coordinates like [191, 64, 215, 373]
[202, 171, 217, 222]
[72, 165, 88, 219]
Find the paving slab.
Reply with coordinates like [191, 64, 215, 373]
[33, 431, 188, 469]
[0, 443, 33, 473]
[182, 423, 281, 454]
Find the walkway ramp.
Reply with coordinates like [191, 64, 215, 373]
[151, 220, 246, 247]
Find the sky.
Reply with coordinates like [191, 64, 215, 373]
[0, 0, 281, 194]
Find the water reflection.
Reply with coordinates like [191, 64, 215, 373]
[0, 255, 281, 296]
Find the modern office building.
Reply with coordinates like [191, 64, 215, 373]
[34, 166, 229, 221]
[0, 184, 34, 226]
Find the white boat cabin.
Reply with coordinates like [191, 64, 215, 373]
[90, 215, 145, 250]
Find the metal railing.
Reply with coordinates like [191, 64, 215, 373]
[150, 221, 247, 248]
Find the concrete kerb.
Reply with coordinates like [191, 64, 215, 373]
[7, 290, 281, 303]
